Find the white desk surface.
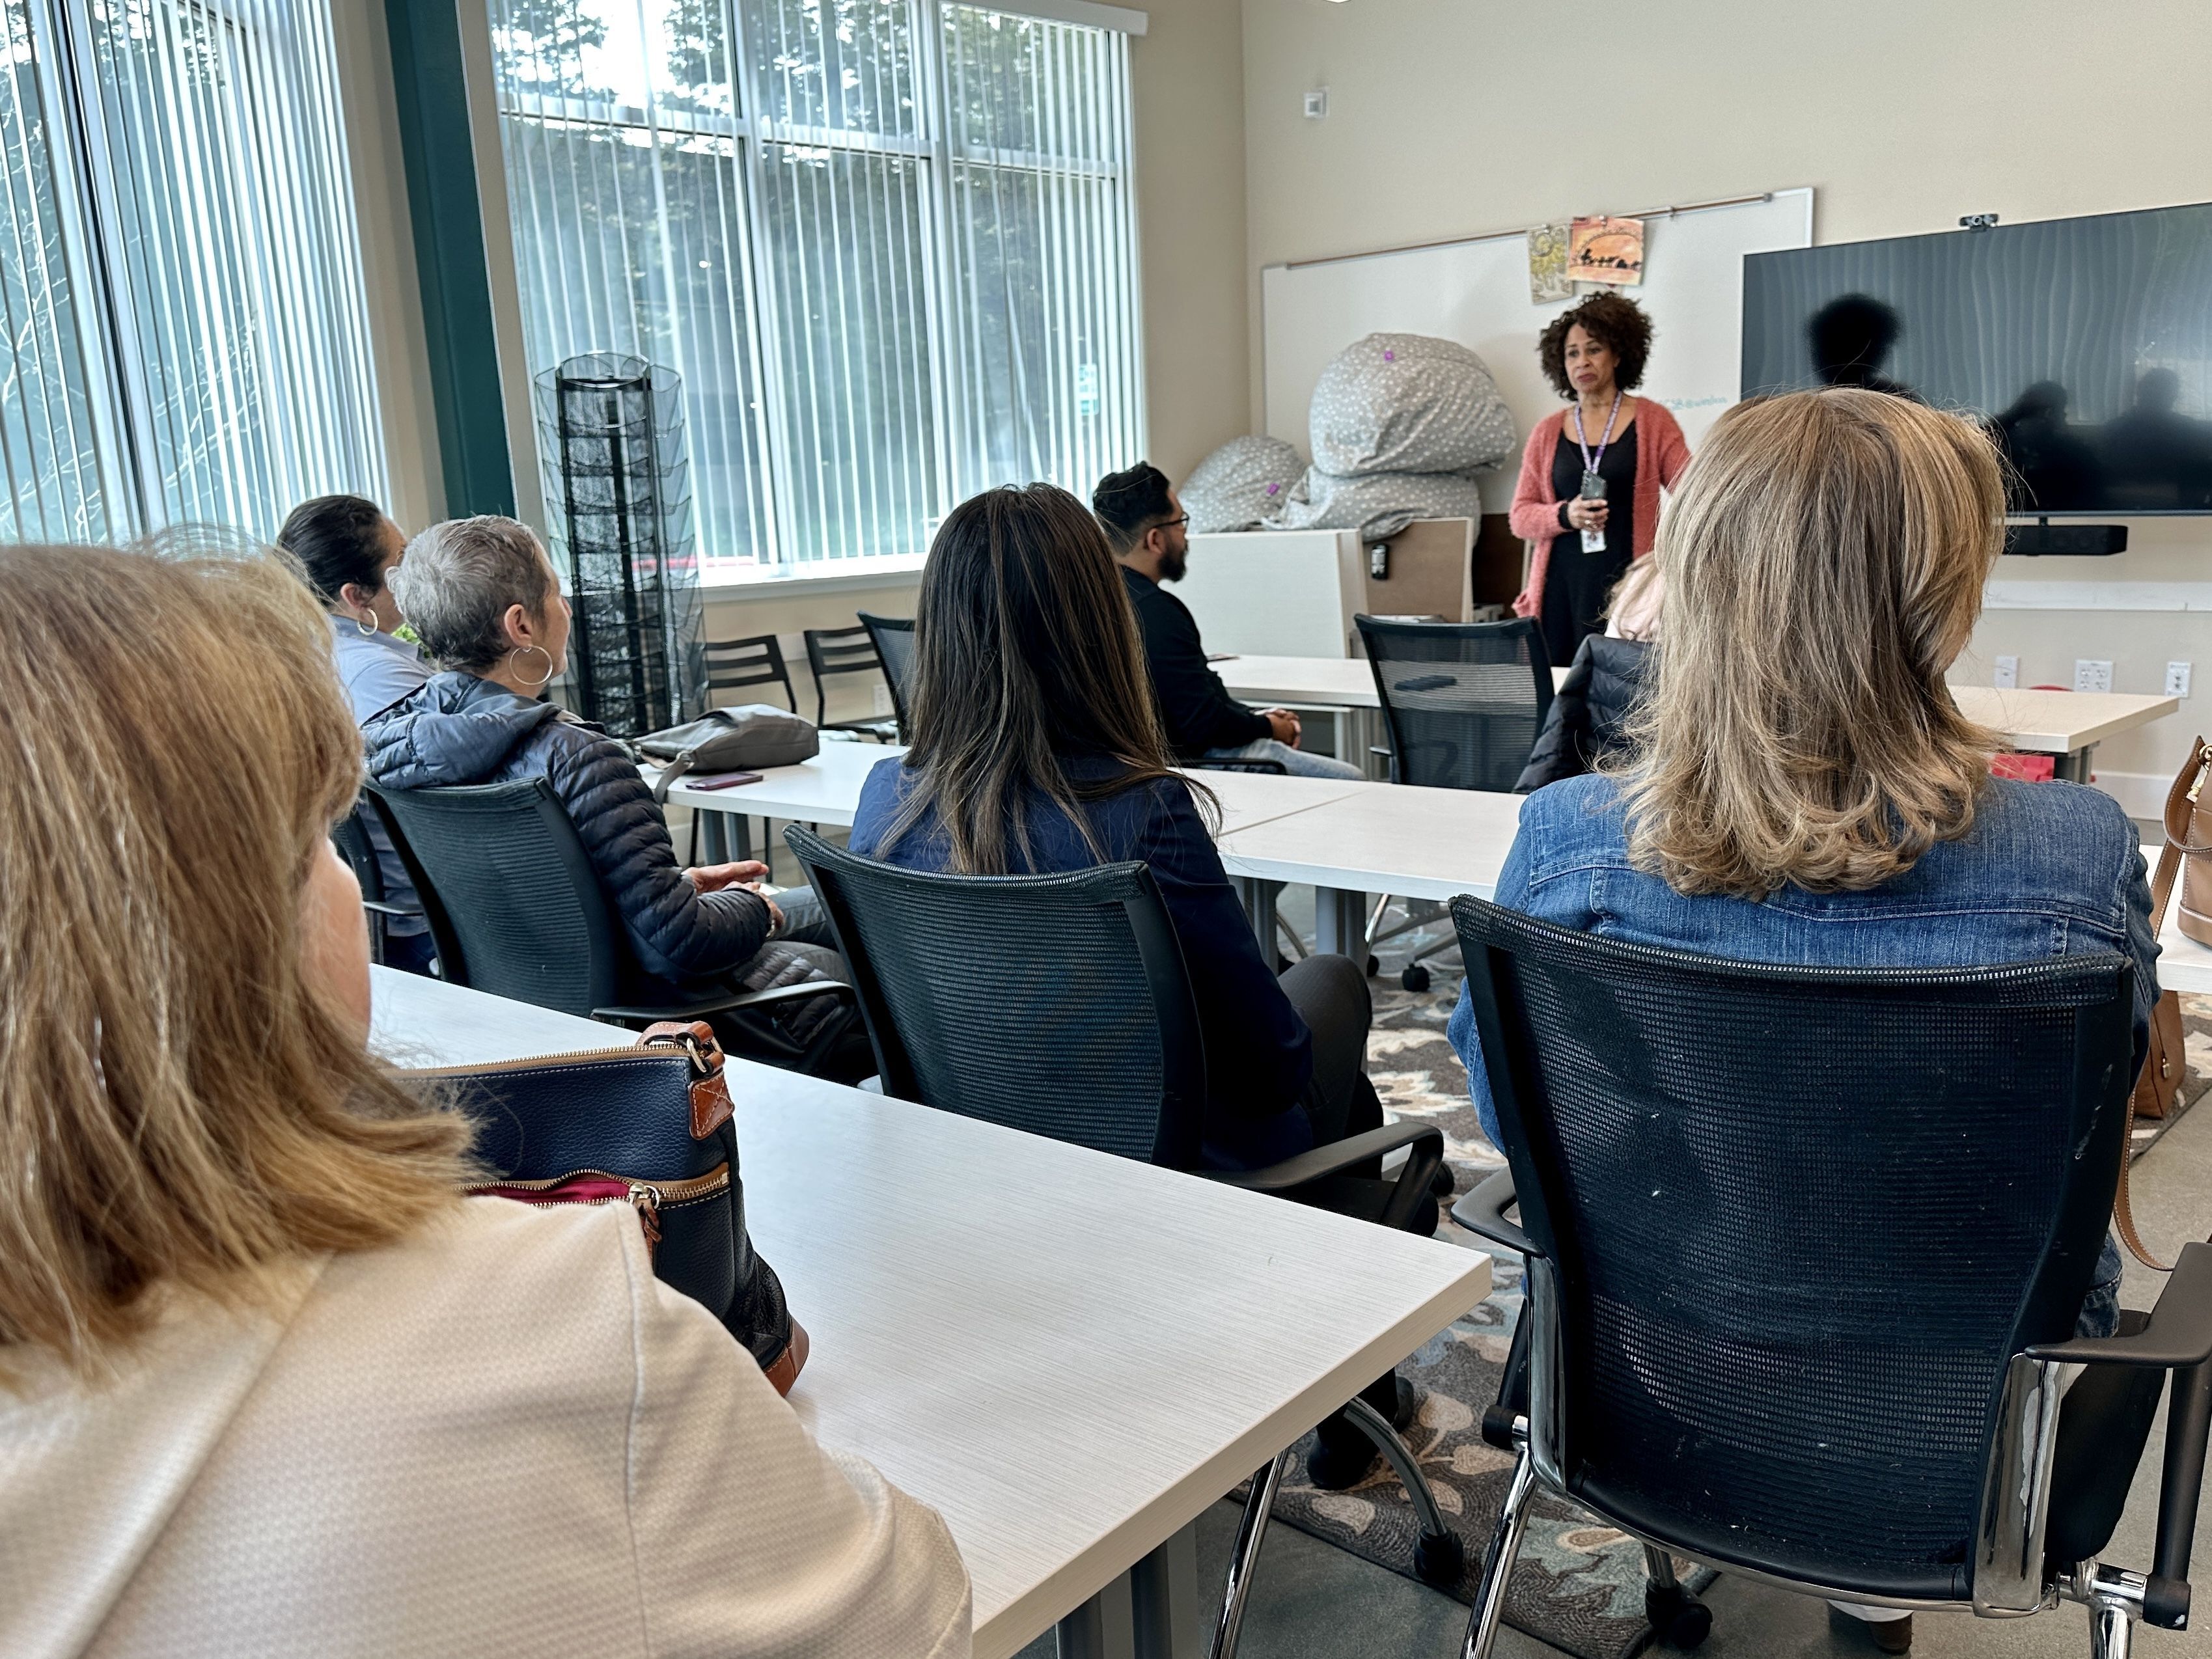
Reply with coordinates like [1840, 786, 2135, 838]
[1216, 782, 1524, 904]
[665, 743, 1366, 841]
[1949, 687, 2179, 753]
[1226, 655, 2175, 757]
[2158, 916, 2212, 997]
[661, 737, 897, 829]
[368, 968, 1490, 1659]
[1217, 655, 1379, 710]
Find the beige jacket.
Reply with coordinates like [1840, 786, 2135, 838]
[0, 1198, 971, 1659]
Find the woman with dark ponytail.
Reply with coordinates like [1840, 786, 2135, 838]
[279, 493, 434, 972]
[279, 493, 429, 724]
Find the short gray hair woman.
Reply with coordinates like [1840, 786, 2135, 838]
[369, 515, 857, 1070]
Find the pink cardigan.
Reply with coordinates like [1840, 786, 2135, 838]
[1508, 400, 1691, 621]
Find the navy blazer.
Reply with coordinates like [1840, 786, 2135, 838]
[850, 754, 1314, 1166]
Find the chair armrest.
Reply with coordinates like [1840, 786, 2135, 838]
[1206, 1121, 1445, 1232]
[1449, 1169, 1539, 1257]
[591, 978, 852, 1025]
[1205, 1121, 1437, 1193]
[2027, 1242, 2212, 1369]
[2030, 1241, 2212, 1596]
[360, 899, 421, 919]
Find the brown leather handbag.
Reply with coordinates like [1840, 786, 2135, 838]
[2115, 738, 2212, 1269]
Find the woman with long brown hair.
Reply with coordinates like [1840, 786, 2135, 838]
[0, 542, 969, 1659]
[848, 484, 1400, 1486]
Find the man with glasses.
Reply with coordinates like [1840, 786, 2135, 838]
[1094, 462, 1362, 781]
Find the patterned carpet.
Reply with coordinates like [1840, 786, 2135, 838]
[1261, 938, 2212, 1659]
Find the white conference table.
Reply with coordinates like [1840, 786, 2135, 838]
[663, 742, 1370, 861]
[1216, 655, 2179, 784]
[369, 967, 1489, 1659]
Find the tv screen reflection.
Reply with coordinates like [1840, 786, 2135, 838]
[1743, 203, 2212, 515]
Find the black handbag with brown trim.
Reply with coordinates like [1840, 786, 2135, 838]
[414, 1021, 807, 1393]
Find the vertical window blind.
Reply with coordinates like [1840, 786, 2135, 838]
[489, 0, 1144, 575]
[0, 0, 382, 543]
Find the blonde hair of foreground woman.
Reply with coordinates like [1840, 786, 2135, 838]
[0, 542, 471, 1379]
[1620, 387, 2006, 897]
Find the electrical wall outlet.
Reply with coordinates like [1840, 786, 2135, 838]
[1303, 88, 1328, 119]
[1993, 655, 2019, 689]
[871, 683, 892, 716]
[2075, 659, 2114, 694]
[2168, 661, 2193, 698]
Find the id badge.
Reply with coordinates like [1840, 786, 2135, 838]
[1579, 471, 1607, 552]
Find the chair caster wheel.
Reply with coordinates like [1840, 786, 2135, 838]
[1366, 954, 1381, 977]
[1645, 1583, 1712, 1650]
[1401, 963, 1431, 993]
[1413, 1528, 1465, 1589]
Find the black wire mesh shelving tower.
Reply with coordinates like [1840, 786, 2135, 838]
[534, 353, 706, 739]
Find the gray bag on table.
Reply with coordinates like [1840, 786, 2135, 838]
[637, 705, 820, 802]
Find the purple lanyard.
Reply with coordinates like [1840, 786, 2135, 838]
[1573, 392, 1623, 475]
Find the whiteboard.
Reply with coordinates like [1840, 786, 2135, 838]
[1262, 188, 1814, 512]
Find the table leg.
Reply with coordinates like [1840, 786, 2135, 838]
[1234, 877, 1280, 952]
[1056, 1524, 1200, 1659]
[698, 807, 732, 863]
[2053, 743, 2096, 784]
[1312, 886, 1368, 960]
[1056, 1570, 1135, 1659]
[1131, 1524, 1202, 1659]
[1336, 706, 1384, 779]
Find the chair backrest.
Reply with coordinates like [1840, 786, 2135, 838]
[783, 827, 1205, 1168]
[365, 780, 629, 1017]
[802, 623, 885, 725]
[1356, 614, 1552, 791]
[331, 799, 385, 905]
[1452, 896, 2136, 1601]
[704, 632, 795, 711]
[856, 612, 915, 737]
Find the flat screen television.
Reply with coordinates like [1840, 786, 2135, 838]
[1741, 202, 2212, 515]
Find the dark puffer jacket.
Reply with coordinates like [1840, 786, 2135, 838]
[1514, 635, 1652, 793]
[363, 672, 773, 987]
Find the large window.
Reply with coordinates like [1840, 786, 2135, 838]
[489, 0, 1143, 576]
[0, 0, 383, 543]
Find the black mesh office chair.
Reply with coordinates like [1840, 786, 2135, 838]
[365, 780, 853, 1071]
[784, 827, 1465, 1654]
[803, 623, 900, 742]
[856, 612, 915, 741]
[1355, 616, 1553, 992]
[1448, 895, 2212, 1659]
[331, 796, 419, 967]
[703, 631, 797, 711]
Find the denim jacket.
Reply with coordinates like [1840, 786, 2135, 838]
[1447, 772, 2157, 1333]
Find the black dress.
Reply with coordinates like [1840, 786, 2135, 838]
[1541, 422, 1637, 668]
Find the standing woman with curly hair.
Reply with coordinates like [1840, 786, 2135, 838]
[1508, 292, 1692, 665]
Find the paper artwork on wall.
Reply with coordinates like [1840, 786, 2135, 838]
[1568, 215, 1645, 286]
[1527, 223, 1573, 303]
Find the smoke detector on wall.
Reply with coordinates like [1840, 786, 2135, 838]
[1304, 88, 1329, 119]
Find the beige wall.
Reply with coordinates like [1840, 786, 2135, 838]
[1239, 0, 2212, 783]
[1131, 0, 1252, 480]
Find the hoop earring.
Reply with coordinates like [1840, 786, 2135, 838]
[508, 644, 555, 689]
[353, 612, 376, 637]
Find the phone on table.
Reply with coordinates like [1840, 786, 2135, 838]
[689, 771, 762, 791]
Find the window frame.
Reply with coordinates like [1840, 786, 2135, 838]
[472, 0, 1146, 589]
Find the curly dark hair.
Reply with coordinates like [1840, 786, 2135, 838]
[1537, 292, 1653, 398]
